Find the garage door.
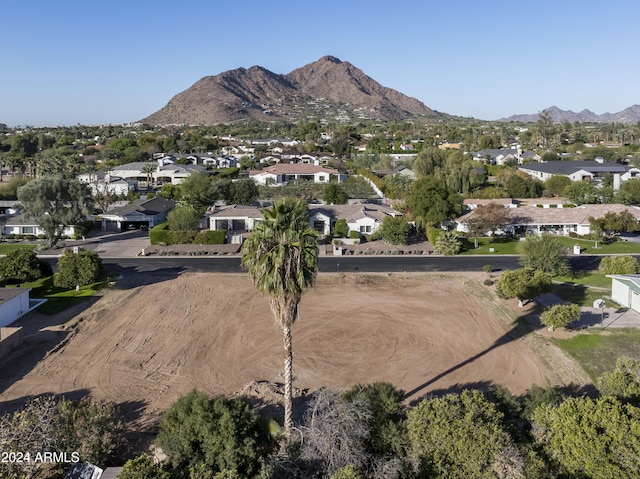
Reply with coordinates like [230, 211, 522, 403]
[631, 290, 640, 313]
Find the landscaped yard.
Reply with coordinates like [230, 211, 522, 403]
[460, 236, 640, 255]
[553, 329, 640, 380]
[23, 276, 110, 315]
[0, 243, 36, 255]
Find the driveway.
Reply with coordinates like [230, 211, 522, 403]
[39, 230, 151, 259]
[536, 292, 640, 329]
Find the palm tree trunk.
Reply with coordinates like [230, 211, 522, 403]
[283, 324, 293, 438]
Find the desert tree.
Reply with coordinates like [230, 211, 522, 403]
[17, 176, 93, 248]
[540, 303, 581, 331]
[241, 198, 319, 438]
[0, 248, 52, 286]
[519, 233, 570, 276]
[54, 248, 108, 289]
[435, 230, 463, 256]
[496, 268, 552, 307]
[597, 356, 640, 405]
[599, 255, 640, 274]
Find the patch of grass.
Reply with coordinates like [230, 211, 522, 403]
[460, 237, 521, 255]
[24, 276, 110, 315]
[551, 282, 613, 307]
[556, 236, 640, 254]
[553, 272, 611, 289]
[554, 329, 640, 380]
[0, 243, 37, 255]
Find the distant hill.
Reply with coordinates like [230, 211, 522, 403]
[500, 105, 640, 124]
[140, 56, 444, 125]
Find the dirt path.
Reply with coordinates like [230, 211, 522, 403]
[0, 272, 585, 432]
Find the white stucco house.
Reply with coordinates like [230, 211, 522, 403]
[308, 203, 400, 236]
[0, 288, 35, 327]
[2, 214, 76, 238]
[518, 160, 640, 187]
[249, 164, 346, 186]
[77, 171, 137, 196]
[608, 275, 640, 312]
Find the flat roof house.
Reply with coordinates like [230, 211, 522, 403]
[518, 160, 639, 187]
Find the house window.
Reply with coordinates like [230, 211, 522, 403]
[22, 226, 34, 234]
[359, 225, 372, 233]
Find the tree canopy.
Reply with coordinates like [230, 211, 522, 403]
[0, 248, 52, 286]
[406, 176, 462, 225]
[496, 268, 552, 307]
[519, 234, 570, 276]
[17, 176, 93, 248]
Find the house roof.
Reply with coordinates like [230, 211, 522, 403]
[102, 197, 177, 217]
[308, 203, 398, 223]
[249, 164, 339, 176]
[457, 203, 640, 226]
[463, 198, 516, 206]
[519, 160, 629, 175]
[607, 275, 640, 293]
[0, 288, 30, 303]
[208, 204, 263, 219]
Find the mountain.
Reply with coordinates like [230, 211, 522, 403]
[140, 56, 442, 125]
[500, 105, 640, 124]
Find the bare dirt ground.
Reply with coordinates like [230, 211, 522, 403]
[0, 272, 588, 435]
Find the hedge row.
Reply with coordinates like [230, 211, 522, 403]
[149, 223, 226, 245]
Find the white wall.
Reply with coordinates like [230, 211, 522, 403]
[0, 290, 31, 327]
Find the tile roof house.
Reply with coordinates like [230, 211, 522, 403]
[456, 203, 640, 237]
[308, 203, 400, 236]
[249, 164, 347, 186]
[208, 202, 400, 237]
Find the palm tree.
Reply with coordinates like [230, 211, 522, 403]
[240, 198, 319, 438]
[141, 163, 156, 189]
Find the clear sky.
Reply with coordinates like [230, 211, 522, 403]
[3, 0, 638, 127]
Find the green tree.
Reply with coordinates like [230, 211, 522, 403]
[179, 171, 217, 212]
[330, 464, 365, 479]
[167, 204, 202, 231]
[519, 234, 570, 276]
[496, 268, 552, 307]
[564, 181, 601, 205]
[590, 210, 639, 233]
[599, 255, 640, 274]
[544, 175, 572, 197]
[533, 396, 640, 479]
[380, 216, 409, 245]
[412, 147, 446, 177]
[56, 398, 125, 465]
[141, 163, 156, 188]
[333, 218, 349, 238]
[597, 356, 640, 405]
[505, 175, 540, 198]
[17, 176, 93, 248]
[118, 455, 172, 479]
[54, 249, 108, 289]
[323, 183, 348, 204]
[228, 178, 259, 205]
[240, 199, 319, 437]
[407, 390, 512, 479]
[343, 382, 407, 457]
[406, 176, 463, 225]
[540, 304, 581, 331]
[617, 177, 640, 204]
[0, 249, 52, 286]
[155, 390, 272, 477]
[435, 230, 463, 255]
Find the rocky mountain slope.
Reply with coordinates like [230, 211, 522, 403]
[140, 56, 442, 125]
[500, 104, 640, 124]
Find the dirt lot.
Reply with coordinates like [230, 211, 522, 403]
[0, 272, 587, 433]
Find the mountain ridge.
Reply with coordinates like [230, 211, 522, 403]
[500, 104, 640, 124]
[140, 56, 443, 125]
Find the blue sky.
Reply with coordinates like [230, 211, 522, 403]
[3, 0, 638, 126]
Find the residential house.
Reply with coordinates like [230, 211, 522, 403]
[77, 171, 137, 196]
[607, 275, 640, 312]
[455, 203, 640, 237]
[308, 203, 400, 236]
[518, 160, 640, 189]
[470, 148, 541, 165]
[208, 202, 400, 238]
[3, 213, 76, 238]
[108, 161, 208, 186]
[249, 164, 347, 186]
[99, 197, 177, 231]
[0, 288, 44, 327]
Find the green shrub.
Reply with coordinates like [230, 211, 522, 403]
[334, 219, 349, 238]
[54, 249, 108, 288]
[349, 230, 361, 239]
[195, 230, 226, 245]
[426, 226, 442, 245]
[483, 264, 494, 273]
[483, 279, 494, 286]
[149, 223, 170, 245]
